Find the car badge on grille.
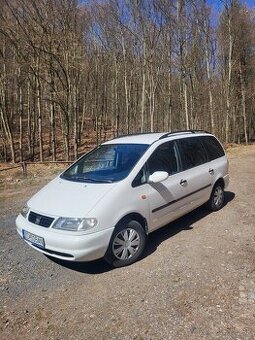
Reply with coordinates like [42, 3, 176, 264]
[35, 216, 41, 225]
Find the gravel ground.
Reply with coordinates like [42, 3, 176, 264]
[0, 146, 255, 340]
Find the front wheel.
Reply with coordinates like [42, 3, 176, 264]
[105, 219, 146, 268]
[206, 183, 224, 211]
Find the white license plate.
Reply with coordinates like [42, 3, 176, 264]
[22, 230, 45, 249]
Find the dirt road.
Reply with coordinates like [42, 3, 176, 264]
[0, 146, 255, 340]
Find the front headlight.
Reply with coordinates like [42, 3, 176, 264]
[21, 205, 29, 219]
[52, 217, 98, 231]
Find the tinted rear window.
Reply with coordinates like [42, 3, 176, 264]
[200, 136, 225, 160]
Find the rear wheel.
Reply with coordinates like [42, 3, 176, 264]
[105, 219, 146, 267]
[206, 183, 224, 211]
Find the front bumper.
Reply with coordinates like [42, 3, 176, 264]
[16, 215, 114, 262]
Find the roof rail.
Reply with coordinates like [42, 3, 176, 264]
[111, 132, 159, 140]
[158, 129, 211, 140]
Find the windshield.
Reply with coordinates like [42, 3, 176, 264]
[61, 143, 149, 183]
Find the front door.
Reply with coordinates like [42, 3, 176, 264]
[146, 141, 185, 230]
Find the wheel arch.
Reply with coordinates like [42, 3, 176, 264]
[115, 213, 148, 234]
[213, 177, 225, 189]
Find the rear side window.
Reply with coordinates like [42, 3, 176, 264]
[177, 137, 207, 170]
[200, 136, 225, 160]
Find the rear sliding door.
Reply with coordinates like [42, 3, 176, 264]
[174, 137, 213, 211]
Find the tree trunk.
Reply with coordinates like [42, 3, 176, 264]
[18, 77, 23, 162]
[121, 35, 130, 134]
[1, 39, 15, 162]
[140, 40, 146, 132]
[239, 61, 248, 145]
[36, 58, 43, 161]
[205, 35, 214, 132]
[225, 9, 233, 144]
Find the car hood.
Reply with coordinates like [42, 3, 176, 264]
[28, 177, 117, 218]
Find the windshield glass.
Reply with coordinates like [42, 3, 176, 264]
[61, 143, 149, 183]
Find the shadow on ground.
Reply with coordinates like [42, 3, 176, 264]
[49, 191, 235, 274]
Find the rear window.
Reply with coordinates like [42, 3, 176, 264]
[200, 136, 225, 161]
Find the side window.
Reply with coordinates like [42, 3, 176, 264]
[201, 136, 225, 161]
[132, 141, 179, 187]
[177, 137, 207, 171]
[147, 141, 179, 176]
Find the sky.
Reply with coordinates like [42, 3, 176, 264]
[80, 0, 255, 21]
[207, 0, 255, 13]
[80, 0, 255, 11]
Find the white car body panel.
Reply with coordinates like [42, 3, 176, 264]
[16, 215, 114, 261]
[16, 131, 229, 263]
[28, 177, 117, 218]
[148, 162, 213, 231]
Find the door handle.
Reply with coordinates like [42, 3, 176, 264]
[180, 179, 187, 186]
[209, 168, 214, 175]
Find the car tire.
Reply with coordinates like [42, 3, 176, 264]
[206, 183, 224, 211]
[105, 219, 147, 268]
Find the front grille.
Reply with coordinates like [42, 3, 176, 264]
[28, 211, 54, 228]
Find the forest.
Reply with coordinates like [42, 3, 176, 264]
[0, 0, 254, 162]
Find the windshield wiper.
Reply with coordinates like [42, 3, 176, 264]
[69, 175, 113, 183]
[82, 178, 113, 183]
[61, 173, 113, 183]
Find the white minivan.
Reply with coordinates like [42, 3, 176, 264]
[16, 130, 229, 267]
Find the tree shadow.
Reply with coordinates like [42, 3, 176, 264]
[48, 191, 235, 274]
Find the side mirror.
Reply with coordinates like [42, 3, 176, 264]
[148, 171, 169, 184]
